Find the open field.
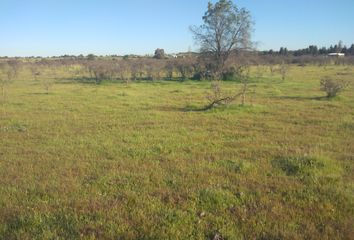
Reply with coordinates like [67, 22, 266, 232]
[1, 65, 354, 239]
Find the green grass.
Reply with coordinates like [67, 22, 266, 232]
[1, 65, 354, 239]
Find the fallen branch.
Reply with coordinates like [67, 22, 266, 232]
[203, 92, 243, 110]
[202, 79, 248, 111]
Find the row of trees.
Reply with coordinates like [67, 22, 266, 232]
[0, 57, 203, 83]
[264, 42, 354, 56]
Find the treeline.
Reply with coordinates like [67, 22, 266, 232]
[2, 43, 354, 61]
[262, 42, 354, 56]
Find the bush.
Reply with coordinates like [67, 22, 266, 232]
[320, 77, 349, 98]
[272, 155, 342, 183]
[192, 71, 212, 81]
[222, 68, 237, 81]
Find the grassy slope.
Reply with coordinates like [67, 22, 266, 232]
[0, 65, 353, 239]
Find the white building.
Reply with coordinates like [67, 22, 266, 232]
[328, 53, 345, 57]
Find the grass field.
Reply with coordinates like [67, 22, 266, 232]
[1, 65, 353, 239]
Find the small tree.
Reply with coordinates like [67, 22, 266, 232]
[42, 66, 55, 94]
[238, 66, 250, 105]
[86, 61, 108, 84]
[320, 77, 348, 98]
[269, 65, 276, 76]
[165, 60, 176, 80]
[30, 64, 41, 81]
[280, 62, 289, 81]
[43, 79, 53, 94]
[7, 60, 21, 77]
[130, 61, 140, 81]
[0, 62, 17, 100]
[117, 61, 131, 84]
[176, 58, 194, 81]
[0, 63, 7, 99]
[255, 65, 264, 79]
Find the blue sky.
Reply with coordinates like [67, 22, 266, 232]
[0, 0, 353, 56]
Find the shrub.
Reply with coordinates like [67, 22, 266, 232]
[272, 155, 342, 183]
[192, 71, 212, 81]
[222, 68, 237, 81]
[320, 77, 348, 98]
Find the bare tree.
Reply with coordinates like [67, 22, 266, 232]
[30, 64, 41, 81]
[7, 60, 21, 78]
[144, 59, 164, 81]
[0, 61, 18, 100]
[117, 61, 131, 84]
[130, 60, 140, 81]
[0, 63, 7, 99]
[85, 61, 109, 84]
[43, 65, 56, 94]
[190, 0, 253, 78]
[176, 58, 194, 81]
[269, 65, 276, 76]
[145, 62, 155, 81]
[137, 61, 145, 80]
[238, 66, 250, 105]
[280, 62, 289, 81]
[255, 65, 264, 79]
[165, 60, 176, 80]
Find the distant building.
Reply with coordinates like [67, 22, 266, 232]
[176, 52, 198, 58]
[328, 53, 345, 57]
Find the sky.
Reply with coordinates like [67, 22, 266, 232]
[0, 0, 353, 57]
